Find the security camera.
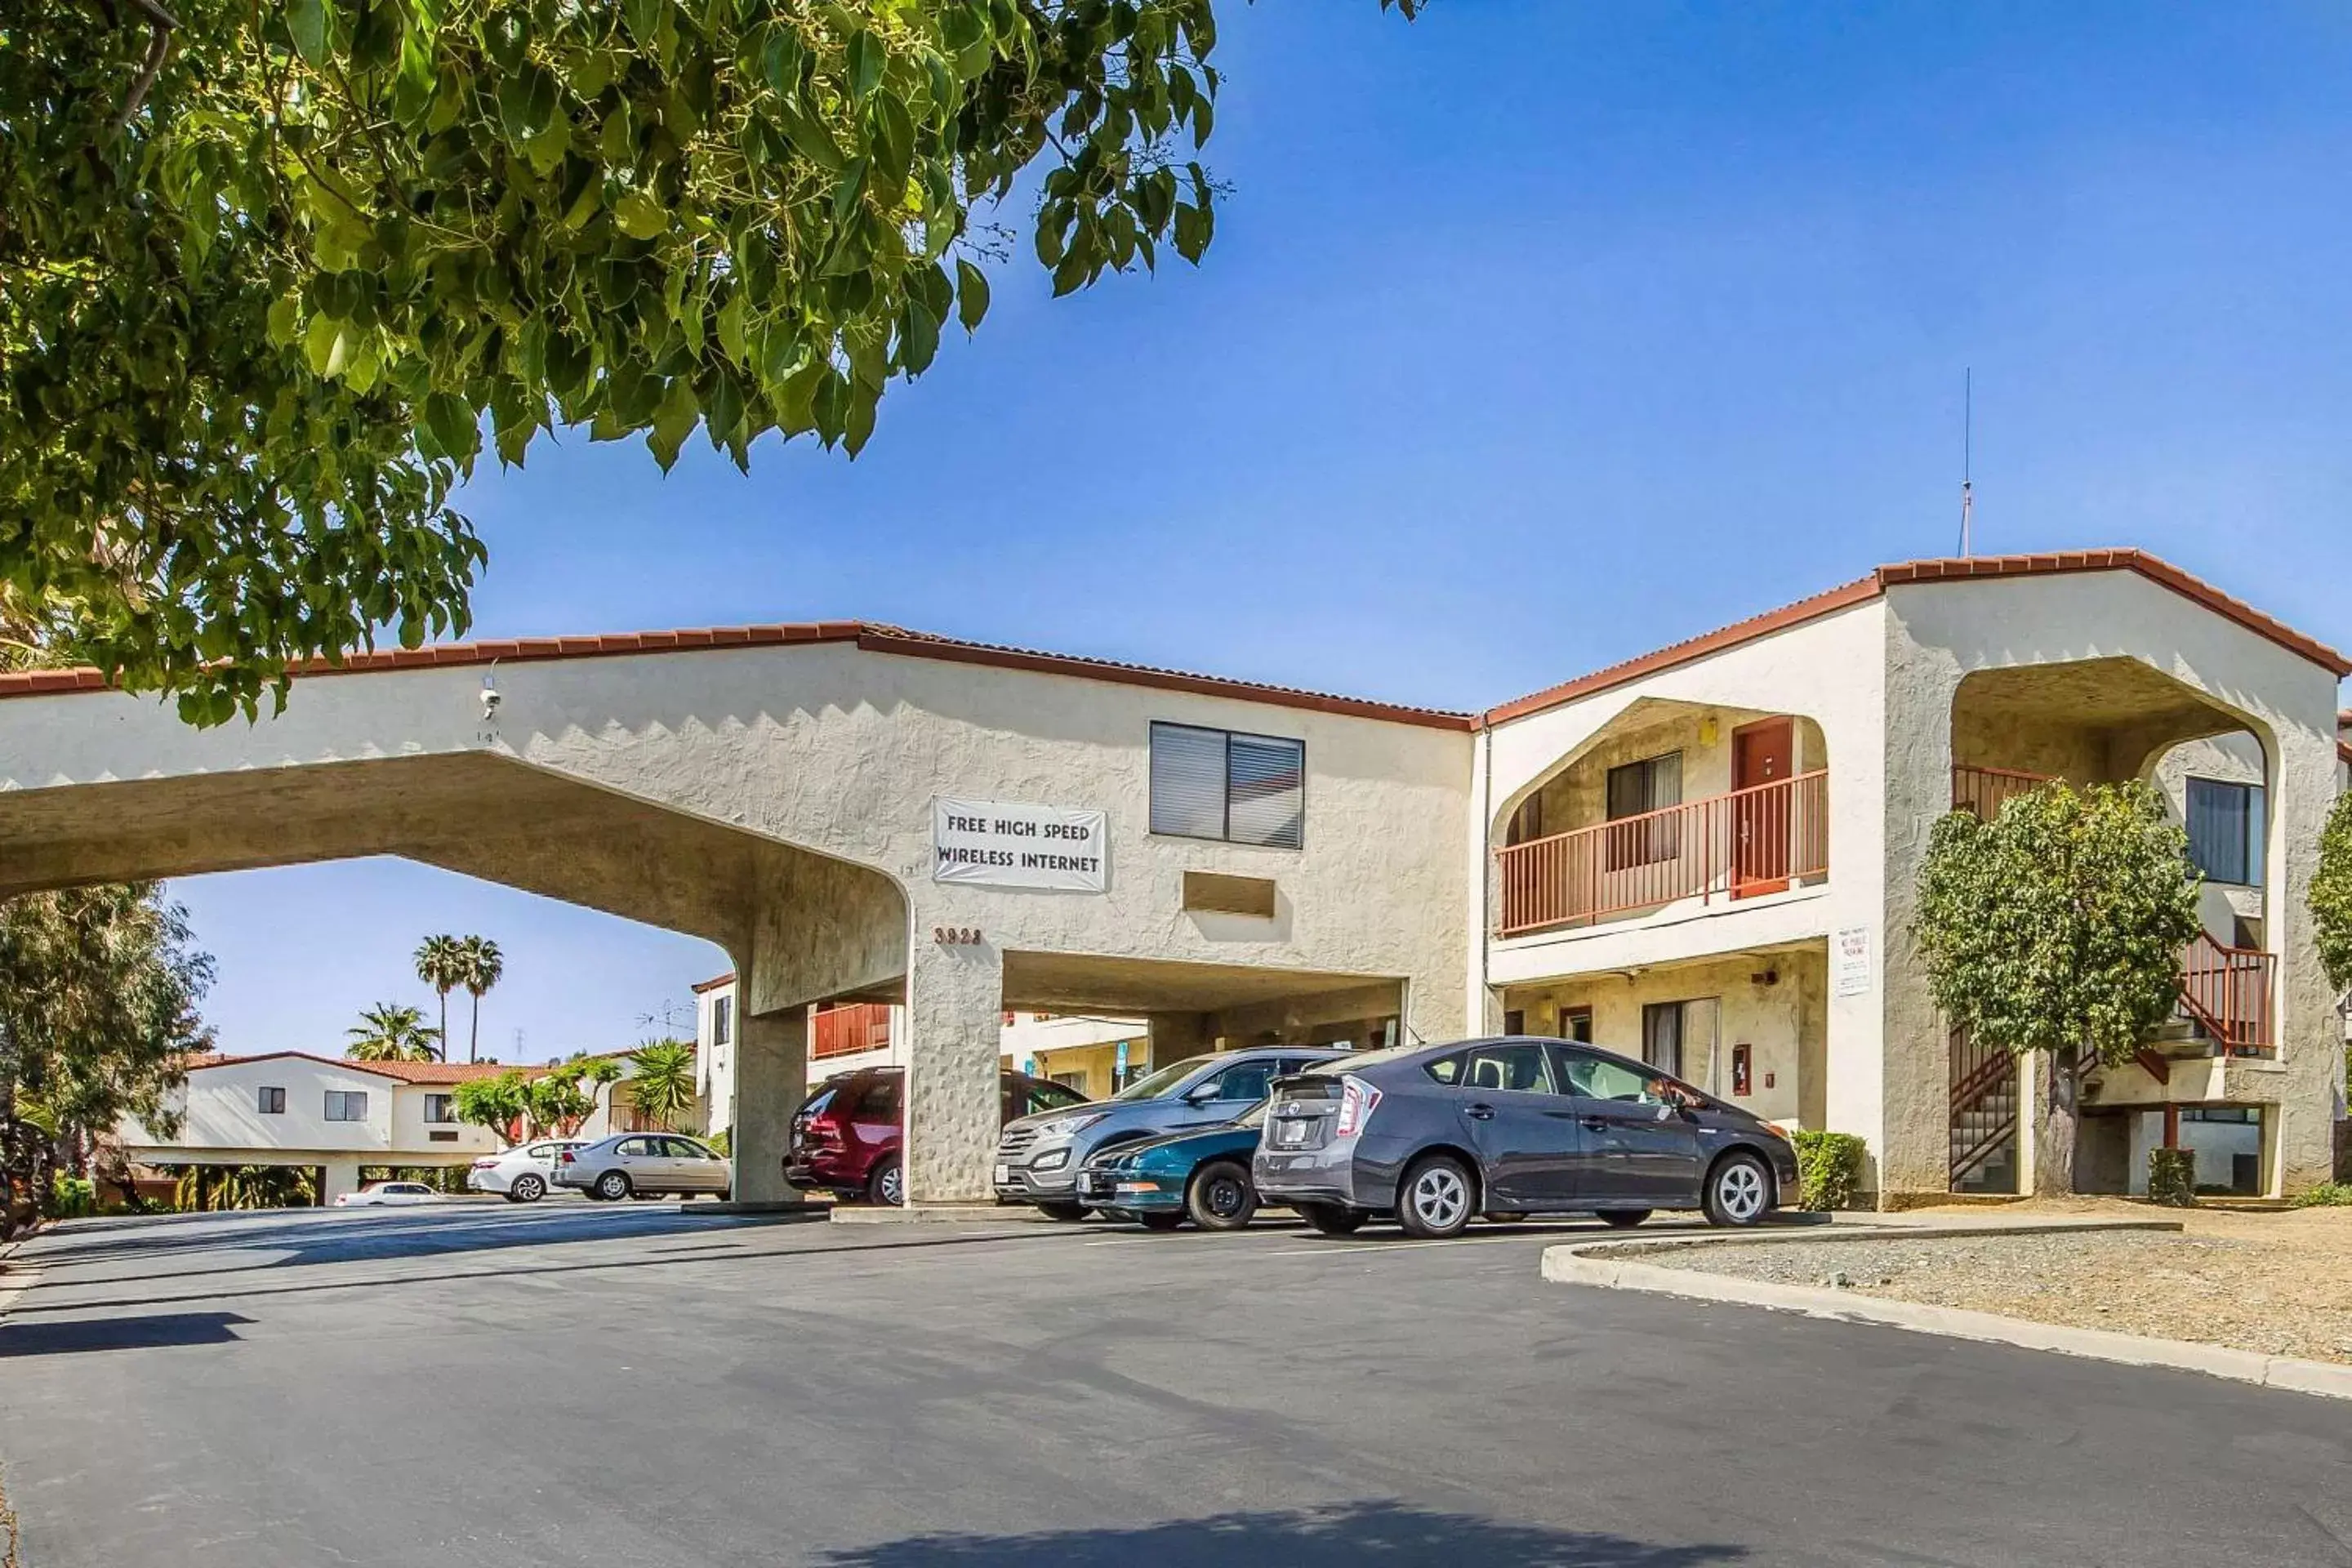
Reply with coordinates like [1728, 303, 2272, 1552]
[479, 680, 501, 720]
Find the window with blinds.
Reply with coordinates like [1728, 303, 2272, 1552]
[1149, 723, 1305, 849]
[2185, 777, 2264, 887]
[1604, 751, 1682, 869]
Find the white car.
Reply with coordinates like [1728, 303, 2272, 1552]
[466, 1140, 586, 1203]
[334, 1180, 440, 1208]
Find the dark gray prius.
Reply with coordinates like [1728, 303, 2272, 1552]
[1254, 1036, 1802, 1239]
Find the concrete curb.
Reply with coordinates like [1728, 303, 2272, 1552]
[827, 1202, 1055, 1226]
[1540, 1225, 2352, 1401]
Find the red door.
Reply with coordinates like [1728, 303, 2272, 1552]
[1731, 718, 1793, 897]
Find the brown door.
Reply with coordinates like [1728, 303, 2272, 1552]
[1731, 718, 1794, 897]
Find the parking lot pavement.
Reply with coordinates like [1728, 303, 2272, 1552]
[4, 1206, 2351, 1568]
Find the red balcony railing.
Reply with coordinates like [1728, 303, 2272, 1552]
[1496, 770, 1829, 936]
[1951, 764, 2053, 817]
[2179, 933, 2276, 1056]
[813, 1002, 893, 1059]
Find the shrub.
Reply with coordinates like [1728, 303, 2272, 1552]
[1791, 1131, 1866, 1211]
[702, 1128, 733, 1158]
[2147, 1147, 2197, 1207]
[46, 1174, 98, 1219]
[2292, 1182, 2352, 1209]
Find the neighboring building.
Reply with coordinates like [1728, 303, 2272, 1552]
[118, 1053, 519, 1201]
[11, 546, 2345, 1205]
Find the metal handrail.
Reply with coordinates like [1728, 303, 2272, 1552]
[1495, 770, 1829, 936]
[2178, 933, 2276, 1056]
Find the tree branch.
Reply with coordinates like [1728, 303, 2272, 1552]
[109, 0, 181, 137]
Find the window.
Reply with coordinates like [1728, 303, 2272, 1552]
[1201, 1062, 1276, 1104]
[2186, 777, 2265, 887]
[423, 1094, 456, 1124]
[850, 1076, 901, 1119]
[1558, 1006, 1594, 1044]
[616, 1137, 656, 1156]
[1605, 752, 1682, 869]
[711, 995, 733, 1048]
[1558, 1049, 1659, 1104]
[1149, 723, 1305, 849]
[666, 1138, 717, 1159]
[1460, 1042, 1557, 1094]
[324, 1090, 369, 1122]
[1641, 1002, 1684, 1080]
[1026, 1080, 1090, 1116]
[1423, 1052, 1467, 1086]
[256, 1086, 286, 1115]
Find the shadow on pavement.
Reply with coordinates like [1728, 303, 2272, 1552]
[815, 1501, 1748, 1567]
[0, 1311, 251, 1357]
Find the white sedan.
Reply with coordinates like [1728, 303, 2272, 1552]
[333, 1180, 441, 1208]
[466, 1140, 586, 1203]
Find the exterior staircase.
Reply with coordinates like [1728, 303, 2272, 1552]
[1949, 1027, 2020, 1193]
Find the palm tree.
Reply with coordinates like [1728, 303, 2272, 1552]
[457, 936, 504, 1063]
[413, 936, 466, 1063]
[624, 1039, 698, 1131]
[346, 1003, 439, 1062]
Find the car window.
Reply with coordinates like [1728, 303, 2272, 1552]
[852, 1077, 901, 1119]
[1114, 1055, 1217, 1101]
[1026, 1080, 1089, 1115]
[1204, 1062, 1276, 1102]
[1423, 1052, 1467, 1086]
[1557, 1049, 1662, 1103]
[799, 1087, 838, 1117]
[524, 1143, 554, 1160]
[1460, 1042, 1556, 1095]
[617, 1137, 653, 1156]
[668, 1138, 716, 1159]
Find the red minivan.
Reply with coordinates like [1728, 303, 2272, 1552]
[785, 1067, 1089, 1205]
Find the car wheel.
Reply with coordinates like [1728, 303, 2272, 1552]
[1037, 1201, 1089, 1222]
[1597, 1209, 1651, 1229]
[592, 1171, 631, 1202]
[1484, 1211, 1530, 1223]
[1396, 1154, 1475, 1240]
[868, 1156, 904, 1208]
[1136, 1211, 1186, 1232]
[630, 1191, 661, 1201]
[511, 1174, 546, 1204]
[1186, 1160, 1258, 1232]
[1703, 1152, 1774, 1228]
[1297, 1202, 1366, 1236]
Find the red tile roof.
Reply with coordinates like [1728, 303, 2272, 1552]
[1486, 550, 2350, 724]
[691, 972, 737, 994]
[174, 1050, 572, 1082]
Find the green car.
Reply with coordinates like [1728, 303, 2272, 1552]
[1071, 1103, 1268, 1231]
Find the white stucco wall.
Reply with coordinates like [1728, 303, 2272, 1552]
[124, 1057, 398, 1157]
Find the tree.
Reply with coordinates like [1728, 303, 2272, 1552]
[2307, 789, 2352, 1096]
[345, 1001, 440, 1062]
[457, 936, 505, 1063]
[1915, 781, 2203, 1196]
[0, 884, 214, 1232]
[4, 1, 1419, 724]
[452, 1071, 529, 1143]
[414, 935, 467, 1062]
[626, 1038, 698, 1131]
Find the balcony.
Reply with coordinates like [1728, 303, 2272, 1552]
[1949, 765, 2278, 1057]
[1495, 771, 1829, 937]
[813, 1002, 893, 1059]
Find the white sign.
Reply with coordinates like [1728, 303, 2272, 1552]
[933, 797, 1107, 892]
[1833, 924, 1872, 997]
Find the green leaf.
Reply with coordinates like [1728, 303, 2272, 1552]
[266, 294, 302, 348]
[955, 259, 989, 333]
[647, 376, 700, 470]
[423, 393, 481, 467]
[761, 25, 805, 97]
[898, 299, 938, 376]
[847, 30, 885, 101]
[613, 190, 670, 240]
[288, 0, 332, 66]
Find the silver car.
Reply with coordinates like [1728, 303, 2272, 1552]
[554, 1133, 732, 1201]
[993, 1048, 1348, 1218]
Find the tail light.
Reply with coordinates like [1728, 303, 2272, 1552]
[1335, 1075, 1383, 1138]
[558, 1151, 575, 1165]
[470, 1159, 496, 1171]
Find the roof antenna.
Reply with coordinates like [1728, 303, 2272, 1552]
[1958, 368, 1974, 557]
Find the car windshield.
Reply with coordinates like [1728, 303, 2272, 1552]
[1027, 1080, 1089, 1111]
[1113, 1055, 1217, 1102]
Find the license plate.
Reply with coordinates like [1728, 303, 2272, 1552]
[993, 1163, 1010, 1185]
[1276, 1120, 1309, 1147]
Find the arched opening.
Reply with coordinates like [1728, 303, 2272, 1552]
[1494, 697, 1830, 936]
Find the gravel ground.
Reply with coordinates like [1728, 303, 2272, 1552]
[1639, 1200, 2352, 1365]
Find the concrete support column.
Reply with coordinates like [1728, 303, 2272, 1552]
[1146, 1010, 1211, 1064]
[321, 1158, 363, 1203]
[730, 1007, 809, 1204]
[903, 938, 1004, 1204]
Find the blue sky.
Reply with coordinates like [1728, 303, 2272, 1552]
[175, 0, 2352, 1062]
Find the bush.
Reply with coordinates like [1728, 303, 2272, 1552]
[2292, 1181, 2352, 1209]
[46, 1174, 98, 1219]
[2147, 1147, 2197, 1207]
[1791, 1131, 1866, 1211]
[702, 1128, 732, 1158]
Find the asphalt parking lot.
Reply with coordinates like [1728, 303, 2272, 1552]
[3, 1202, 2350, 1567]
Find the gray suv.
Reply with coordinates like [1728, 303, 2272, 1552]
[995, 1047, 1348, 1218]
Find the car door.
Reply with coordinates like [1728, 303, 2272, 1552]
[1553, 1046, 1705, 1206]
[1187, 1058, 1279, 1127]
[669, 1137, 726, 1192]
[612, 1135, 662, 1189]
[1454, 1042, 1584, 1208]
